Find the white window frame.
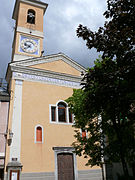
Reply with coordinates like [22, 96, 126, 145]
[80, 129, 88, 138]
[49, 100, 74, 125]
[34, 124, 44, 143]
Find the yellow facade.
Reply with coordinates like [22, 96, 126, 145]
[5, 0, 102, 179]
[20, 81, 92, 172]
[21, 81, 72, 172]
[12, 0, 46, 59]
[6, 59, 100, 173]
[6, 61, 99, 173]
[13, 32, 43, 58]
[17, 2, 44, 32]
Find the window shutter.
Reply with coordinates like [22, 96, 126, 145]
[82, 131, 86, 139]
[36, 127, 42, 142]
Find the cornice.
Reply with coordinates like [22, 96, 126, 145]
[6, 53, 86, 88]
[10, 53, 86, 73]
[8, 63, 82, 88]
[13, 72, 82, 89]
[17, 26, 44, 38]
[53, 147, 75, 152]
[10, 64, 82, 83]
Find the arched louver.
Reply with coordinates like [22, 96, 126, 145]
[27, 9, 35, 24]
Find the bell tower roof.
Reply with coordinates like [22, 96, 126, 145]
[12, 0, 48, 20]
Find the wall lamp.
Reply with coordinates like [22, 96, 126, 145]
[0, 129, 13, 146]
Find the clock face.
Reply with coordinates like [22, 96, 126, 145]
[20, 38, 38, 54]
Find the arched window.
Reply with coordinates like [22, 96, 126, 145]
[50, 100, 74, 124]
[58, 102, 67, 122]
[35, 126, 43, 143]
[27, 9, 35, 24]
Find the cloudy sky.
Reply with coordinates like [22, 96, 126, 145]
[0, 0, 106, 78]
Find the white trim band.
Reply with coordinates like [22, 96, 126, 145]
[13, 72, 82, 88]
[17, 26, 44, 38]
[10, 80, 23, 161]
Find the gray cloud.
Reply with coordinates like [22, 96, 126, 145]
[0, 0, 106, 78]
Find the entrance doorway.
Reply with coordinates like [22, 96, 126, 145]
[57, 153, 74, 180]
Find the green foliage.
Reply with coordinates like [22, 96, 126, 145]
[66, 89, 87, 128]
[66, 89, 104, 167]
[117, 174, 134, 180]
[67, 0, 135, 177]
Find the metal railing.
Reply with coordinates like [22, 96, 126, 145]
[0, 78, 8, 92]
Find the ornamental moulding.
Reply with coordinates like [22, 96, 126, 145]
[10, 53, 86, 72]
[10, 65, 82, 81]
[13, 72, 81, 88]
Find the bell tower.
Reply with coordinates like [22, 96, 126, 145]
[12, 0, 48, 61]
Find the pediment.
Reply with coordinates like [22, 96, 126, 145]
[30, 59, 81, 76]
[10, 53, 86, 76]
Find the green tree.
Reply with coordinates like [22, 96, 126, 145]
[67, 0, 135, 178]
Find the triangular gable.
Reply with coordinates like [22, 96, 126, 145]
[10, 53, 86, 77]
[30, 59, 81, 76]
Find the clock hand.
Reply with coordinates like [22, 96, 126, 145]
[24, 42, 28, 49]
[28, 44, 31, 48]
[24, 42, 31, 49]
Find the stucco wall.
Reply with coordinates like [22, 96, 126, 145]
[30, 60, 81, 76]
[12, 2, 44, 59]
[20, 80, 100, 173]
[17, 2, 44, 32]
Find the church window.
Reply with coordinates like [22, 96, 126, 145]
[51, 106, 56, 122]
[35, 125, 43, 143]
[58, 102, 67, 122]
[27, 9, 35, 24]
[81, 129, 87, 139]
[50, 100, 74, 124]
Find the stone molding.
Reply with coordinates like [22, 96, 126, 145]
[10, 80, 23, 162]
[13, 54, 34, 62]
[12, 71, 81, 88]
[20, 172, 55, 180]
[10, 53, 86, 72]
[17, 26, 44, 38]
[5, 169, 102, 180]
[6, 53, 85, 88]
[53, 147, 78, 180]
[6, 161, 23, 169]
[53, 147, 75, 152]
[78, 169, 102, 180]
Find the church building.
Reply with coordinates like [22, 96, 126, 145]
[4, 0, 102, 179]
